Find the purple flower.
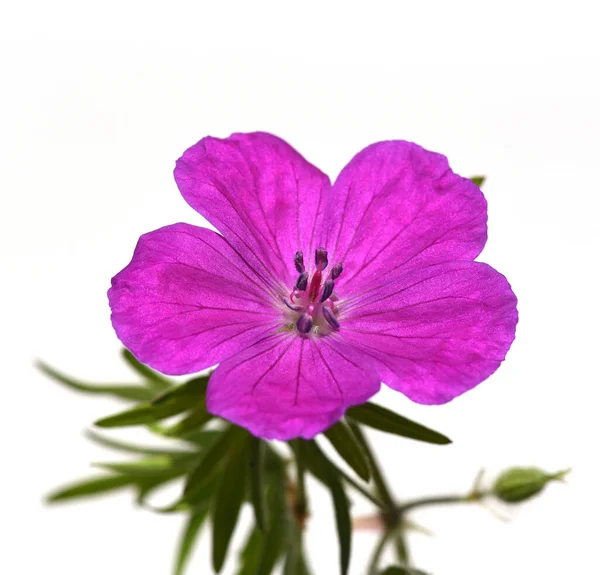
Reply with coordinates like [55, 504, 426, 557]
[108, 133, 518, 440]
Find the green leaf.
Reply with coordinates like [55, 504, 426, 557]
[135, 473, 185, 508]
[163, 405, 213, 438]
[346, 403, 451, 445]
[85, 430, 193, 457]
[256, 456, 289, 575]
[94, 396, 194, 428]
[298, 441, 351, 575]
[152, 375, 209, 405]
[93, 454, 197, 477]
[174, 505, 210, 575]
[379, 567, 430, 575]
[470, 175, 486, 187]
[393, 531, 410, 565]
[37, 361, 154, 401]
[212, 434, 250, 572]
[235, 529, 264, 575]
[324, 420, 371, 482]
[250, 438, 267, 532]
[46, 475, 136, 502]
[121, 348, 172, 393]
[184, 426, 242, 499]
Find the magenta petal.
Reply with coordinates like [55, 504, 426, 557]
[322, 141, 487, 295]
[108, 223, 280, 375]
[206, 333, 381, 440]
[341, 262, 518, 404]
[174, 132, 331, 287]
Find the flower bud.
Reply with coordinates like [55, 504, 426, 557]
[492, 467, 570, 504]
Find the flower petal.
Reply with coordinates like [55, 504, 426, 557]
[206, 332, 381, 440]
[340, 262, 518, 404]
[108, 223, 281, 375]
[322, 141, 487, 295]
[174, 132, 331, 287]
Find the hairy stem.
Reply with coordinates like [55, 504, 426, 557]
[397, 491, 489, 514]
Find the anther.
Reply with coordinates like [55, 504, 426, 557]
[331, 262, 343, 280]
[295, 272, 308, 291]
[296, 313, 313, 334]
[283, 299, 303, 312]
[320, 279, 334, 302]
[294, 251, 305, 273]
[315, 247, 328, 270]
[322, 306, 340, 329]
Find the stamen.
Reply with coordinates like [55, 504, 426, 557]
[294, 251, 305, 273]
[315, 247, 328, 270]
[322, 306, 340, 329]
[295, 272, 308, 291]
[320, 279, 334, 302]
[283, 298, 303, 312]
[296, 313, 313, 334]
[331, 262, 343, 280]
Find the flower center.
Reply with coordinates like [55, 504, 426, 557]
[283, 248, 343, 336]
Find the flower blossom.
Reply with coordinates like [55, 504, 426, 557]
[109, 133, 518, 440]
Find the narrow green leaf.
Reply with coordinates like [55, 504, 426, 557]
[94, 454, 197, 477]
[299, 441, 351, 575]
[469, 175, 486, 187]
[184, 426, 242, 499]
[324, 420, 371, 482]
[379, 567, 429, 575]
[152, 375, 209, 405]
[393, 531, 410, 565]
[135, 473, 185, 508]
[121, 348, 172, 393]
[174, 505, 210, 575]
[37, 361, 154, 401]
[250, 438, 267, 532]
[235, 529, 264, 575]
[46, 475, 136, 502]
[346, 403, 451, 445]
[282, 517, 311, 575]
[85, 430, 192, 457]
[164, 405, 213, 438]
[212, 435, 250, 572]
[256, 456, 289, 575]
[94, 396, 193, 428]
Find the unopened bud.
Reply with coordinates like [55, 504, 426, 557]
[492, 467, 570, 504]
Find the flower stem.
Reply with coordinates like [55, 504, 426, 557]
[367, 530, 392, 575]
[397, 491, 489, 514]
[337, 467, 386, 510]
[348, 421, 397, 517]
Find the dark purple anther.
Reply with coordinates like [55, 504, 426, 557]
[331, 262, 343, 280]
[295, 272, 308, 291]
[294, 251, 305, 273]
[296, 313, 313, 334]
[322, 306, 340, 329]
[315, 247, 328, 270]
[320, 279, 334, 302]
[283, 299, 303, 312]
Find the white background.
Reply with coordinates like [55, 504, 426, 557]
[1, 1, 599, 574]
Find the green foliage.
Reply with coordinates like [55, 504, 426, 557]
[211, 433, 250, 572]
[347, 403, 451, 445]
[324, 420, 371, 481]
[36, 361, 155, 401]
[41, 348, 565, 575]
[469, 175, 486, 187]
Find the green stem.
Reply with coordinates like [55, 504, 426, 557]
[349, 422, 397, 514]
[338, 468, 386, 510]
[397, 491, 489, 514]
[367, 530, 392, 575]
